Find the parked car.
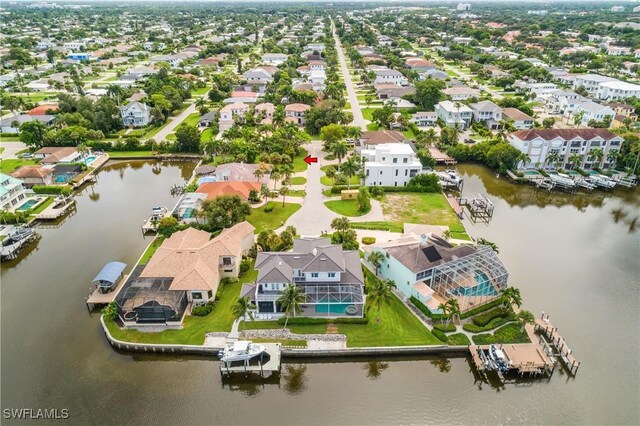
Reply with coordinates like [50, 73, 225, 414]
[19, 153, 34, 158]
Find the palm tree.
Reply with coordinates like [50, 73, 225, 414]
[589, 148, 604, 169]
[438, 302, 450, 325]
[545, 152, 561, 169]
[331, 140, 349, 172]
[341, 156, 360, 189]
[421, 128, 438, 147]
[446, 299, 460, 324]
[477, 238, 499, 253]
[277, 284, 306, 330]
[273, 105, 286, 128]
[270, 170, 281, 191]
[260, 184, 271, 201]
[367, 251, 385, 276]
[573, 110, 585, 128]
[367, 278, 396, 323]
[279, 184, 289, 207]
[517, 152, 531, 170]
[232, 296, 256, 332]
[516, 310, 535, 333]
[331, 216, 351, 241]
[280, 163, 294, 185]
[568, 153, 582, 170]
[501, 287, 522, 310]
[345, 126, 362, 141]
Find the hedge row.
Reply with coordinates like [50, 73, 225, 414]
[32, 185, 73, 196]
[459, 297, 506, 320]
[433, 323, 456, 332]
[410, 296, 448, 323]
[463, 314, 515, 333]
[431, 329, 447, 343]
[361, 237, 376, 245]
[276, 316, 368, 325]
[472, 306, 512, 326]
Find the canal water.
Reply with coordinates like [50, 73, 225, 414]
[1, 161, 638, 425]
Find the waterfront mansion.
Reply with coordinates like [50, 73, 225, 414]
[243, 237, 365, 318]
[507, 129, 623, 170]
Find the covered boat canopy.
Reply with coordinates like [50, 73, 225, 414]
[92, 261, 127, 287]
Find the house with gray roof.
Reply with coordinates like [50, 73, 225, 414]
[470, 100, 503, 129]
[245, 238, 365, 317]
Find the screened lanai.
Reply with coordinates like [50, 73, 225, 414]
[428, 246, 509, 312]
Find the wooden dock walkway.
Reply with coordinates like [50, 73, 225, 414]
[428, 147, 456, 165]
[446, 194, 463, 218]
[534, 313, 580, 375]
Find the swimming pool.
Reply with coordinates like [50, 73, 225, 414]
[84, 155, 96, 165]
[451, 271, 498, 296]
[16, 199, 40, 211]
[183, 208, 194, 219]
[314, 303, 352, 315]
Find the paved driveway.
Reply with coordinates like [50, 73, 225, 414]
[333, 20, 367, 131]
[0, 141, 27, 159]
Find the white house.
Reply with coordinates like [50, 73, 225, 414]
[120, 101, 151, 127]
[470, 100, 503, 129]
[410, 111, 437, 127]
[63, 41, 86, 51]
[362, 143, 422, 187]
[443, 86, 480, 101]
[507, 129, 623, 170]
[37, 39, 55, 50]
[502, 108, 534, 130]
[261, 53, 288, 65]
[545, 90, 587, 115]
[243, 68, 274, 85]
[596, 80, 640, 101]
[0, 173, 28, 212]
[573, 101, 615, 127]
[435, 101, 473, 129]
[150, 55, 183, 68]
[374, 69, 409, 86]
[572, 74, 616, 95]
[607, 46, 631, 56]
[305, 43, 325, 52]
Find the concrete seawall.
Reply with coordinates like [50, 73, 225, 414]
[100, 317, 470, 359]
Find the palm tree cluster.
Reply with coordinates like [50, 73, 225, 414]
[437, 299, 461, 325]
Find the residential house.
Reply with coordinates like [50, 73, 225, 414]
[374, 69, 409, 86]
[262, 53, 288, 65]
[63, 41, 86, 51]
[419, 69, 448, 80]
[502, 108, 534, 130]
[435, 101, 473, 129]
[10, 166, 54, 187]
[574, 101, 615, 127]
[361, 143, 422, 187]
[242, 66, 276, 88]
[247, 237, 365, 317]
[375, 83, 415, 100]
[545, 90, 587, 115]
[196, 181, 262, 200]
[218, 102, 250, 131]
[405, 59, 437, 72]
[507, 129, 623, 170]
[470, 100, 503, 129]
[198, 111, 216, 128]
[0, 115, 55, 134]
[254, 102, 275, 124]
[0, 173, 28, 212]
[223, 91, 259, 104]
[608, 103, 637, 121]
[358, 130, 407, 149]
[443, 86, 480, 101]
[150, 54, 183, 68]
[607, 46, 631, 56]
[285, 103, 310, 125]
[117, 222, 255, 324]
[365, 233, 508, 313]
[305, 43, 325, 52]
[197, 163, 269, 185]
[596, 80, 640, 101]
[571, 74, 616, 96]
[120, 101, 151, 127]
[410, 111, 437, 127]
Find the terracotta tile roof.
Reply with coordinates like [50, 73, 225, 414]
[360, 130, 406, 145]
[503, 107, 533, 121]
[40, 147, 78, 163]
[11, 165, 53, 179]
[27, 105, 59, 115]
[196, 181, 262, 200]
[509, 128, 620, 141]
[285, 103, 311, 112]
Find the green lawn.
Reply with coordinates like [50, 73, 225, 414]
[403, 127, 416, 139]
[182, 112, 201, 127]
[324, 199, 368, 217]
[138, 237, 165, 265]
[29, 197, 54, 215]
[143, 122, 170, 139]
[289, 176, 307, 185]
[350, 221, 404, 233]
[320, 165, 360, 186]
[166, 133, 176, 141]
[107, 151, 154, 158]
[200, 128, 214, 142]
[192, 87, 209, 96]
[1, 159, 36, 173]
[0, 135, 21, 142]
[104, 268, 258, 345]
[247, 202, 301, 232]
[7, 92, 58, 103]
[366, 123, 379, 131]
[292, 147, 309, 172]
[381, 192, 466, 234]
[361, 108, 376, 121]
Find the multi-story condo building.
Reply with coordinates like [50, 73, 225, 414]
[362, 143, 422, 187]
[596, 81, 640, 101]
[507, 129, 623, 170]
[573, 101, 615, 127]
[0, 173, 27, 212]
[248, 238, 365, 318]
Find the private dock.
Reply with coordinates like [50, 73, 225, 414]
[219, 343, 282, 377]
[534, 312, 581, 375]
[428, 147, 456, 165]
[458, 194, 494, 222]
[85, 261, 128, 309]
[34, 196, 76, 220]
[470, 343, 555, 378]
[446, 194, 463, 219]
[0, 226, 39, 260]
[141, 206, 171, 234]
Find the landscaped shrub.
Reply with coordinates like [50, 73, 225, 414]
[463, 314, 515, 333]
[446, 333, 471, 346]
[276, 316, 368, 325]
[324, 154, 336, 161]
[330, 185, 342, 194]
[101, 301, 119, 321]
[32, 185, 73, 196]
[471, 323, 530, 345]
[361, 236, 376, 245]
[192, 303, 214, 316]
[410, 296, 449, 323]
[432, 329, 447, 343]
[433, 323, 456, 332]
[263, 204, 274, 213]
[239, 258, 251, 276]
[472, 307, 511, 327]
[459, 297, 506, 319]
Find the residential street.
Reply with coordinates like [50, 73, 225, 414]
[153, 101, 197, 142]
[0, 141, 27, 159]
[333, 20, 367, 131]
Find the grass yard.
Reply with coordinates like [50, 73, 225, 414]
[381, 192, 466, 234]
[247, 202, 301, 232]
[320, 165, 360, 186]
[104, 268, 258, 345]
[138, 237, 165, 265]
[289, 176, 307, 185]
[200, 128, 214, 142]
[143, 122, 171, 139]
[7, 92, 58, 103]
[192, 87, 209, 96]
[292, 147, 309, 172]
[472, 323, 530, 345]
[1, 158, 36, 173]
[29, 197, 54, 215]
[182, 112, 201, 127]
[349, 221, 404, 233]
[366, 123, 379, 131]
[0, 135, 21, 142]
[107, 151, 154, 158]
[403, 127, 416, 139]
[361, 108, 376, 121]
[324, 199, 369, 217]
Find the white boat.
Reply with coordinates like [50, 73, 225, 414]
[218, 341, 266, 363]
[488, 344, 510, 372]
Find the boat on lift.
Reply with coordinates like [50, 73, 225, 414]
[488, 344, 510, 373]
[218, 341, 266, 363]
